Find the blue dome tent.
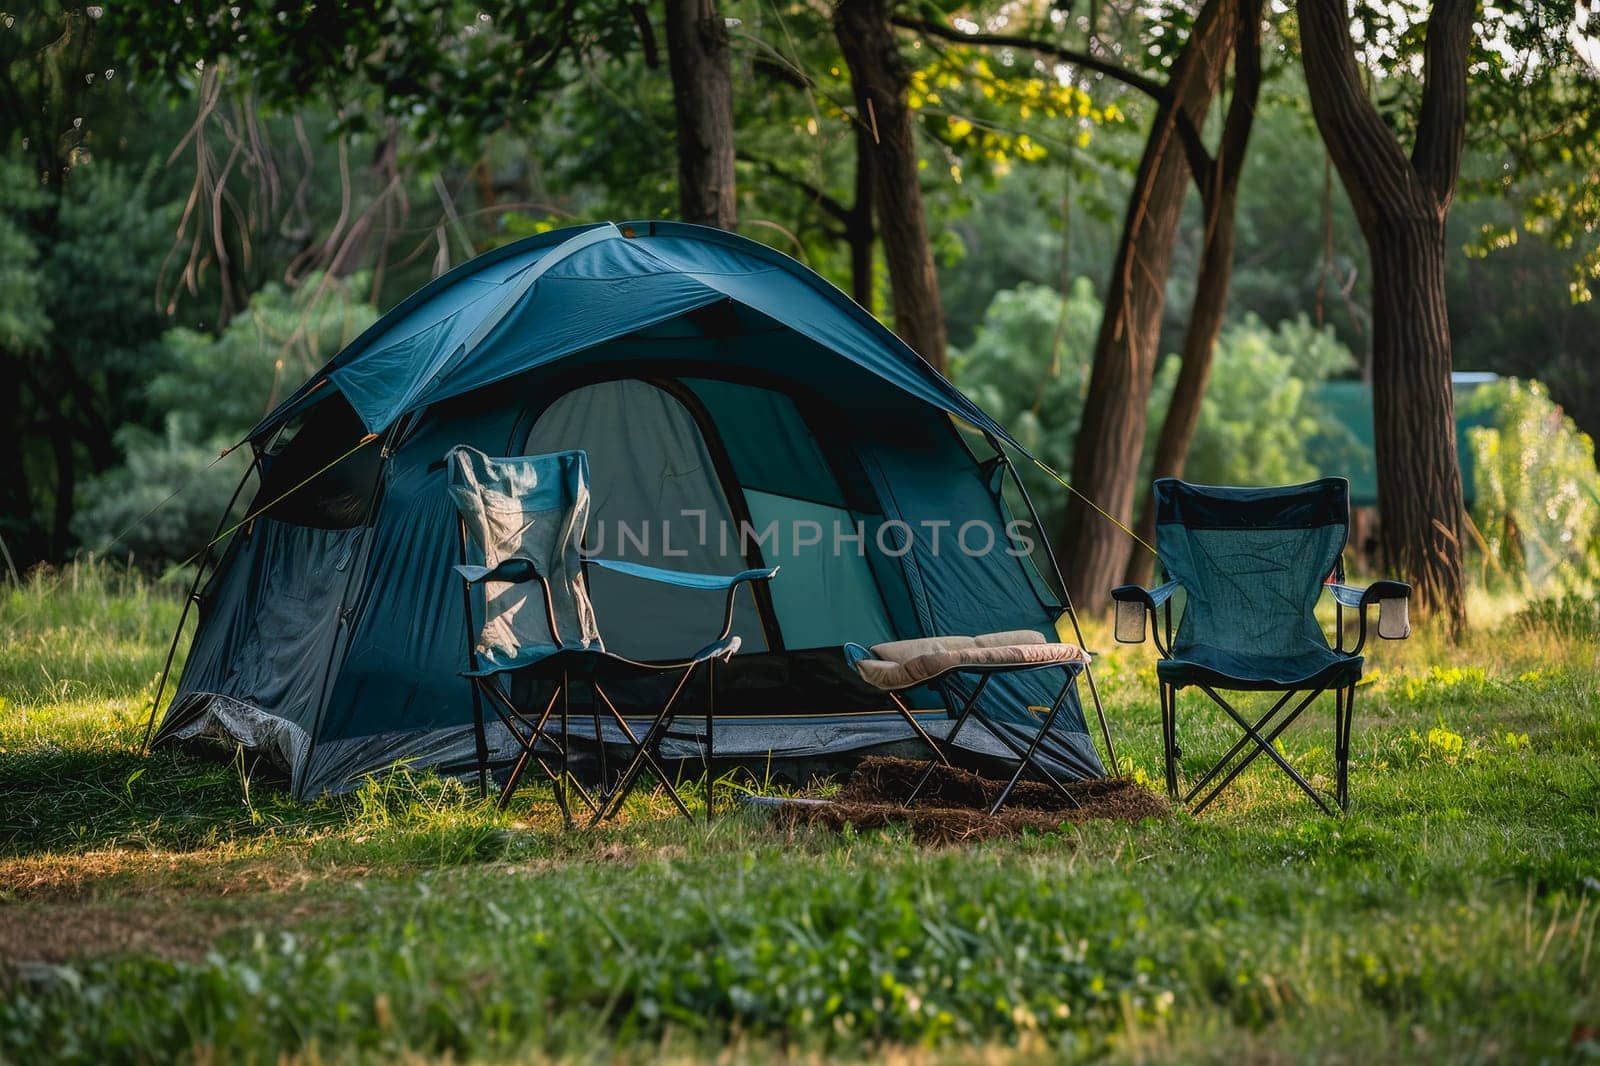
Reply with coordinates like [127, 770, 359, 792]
[153, 221, 1110, 798]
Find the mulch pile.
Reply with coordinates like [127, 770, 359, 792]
[771, 755, 1170, 844]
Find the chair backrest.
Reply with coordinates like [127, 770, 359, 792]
[446, 445, 601, 669]
[1154, 478, 1349, 659]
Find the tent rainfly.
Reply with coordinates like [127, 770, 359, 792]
[153, 221, 1109, 798]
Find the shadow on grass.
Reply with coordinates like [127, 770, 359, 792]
[0, 739, 320, 858]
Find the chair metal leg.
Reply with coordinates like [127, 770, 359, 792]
[963, 667, 1085, 808]
[470, 682, 490, 801]
[1161, 682, 1180, 801]
[705, 659, 716, 824]
[558, 670, 571, 819]
[480, 679, 587, 821]
[987, 678, 1076, 815]
[591, 678, 607, 798]
[1192, 686, 1331, 815]
[887, 691, 954, 769]
[1337, 683, 1355, 811]
[905, 674, 993, 806]
[1181, 690, 1296, 804]
[590, 667, 699, 826]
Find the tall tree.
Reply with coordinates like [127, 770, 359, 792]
[834, 0, 949, 370]
[1297, 0, 1473, 633]
[664, 0, 737, 228]
[1057, 0, 1238, 610]
[1125, 0, 1264, 588]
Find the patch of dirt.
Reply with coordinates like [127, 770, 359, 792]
[774, 756, 1170, 844]
[0, 893, 339, 968]
[0, 849, 374, 902]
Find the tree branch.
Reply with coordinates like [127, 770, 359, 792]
[1297, 0, 1424, 229]
[893, 14, 1168, 100]
[1410, 0, 1475, 206]
[893, 14, 1215, 190]
[740, 152, 855, 223]
[1216, 0, 1263, 184]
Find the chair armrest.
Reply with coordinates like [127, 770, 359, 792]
[588, 558, 779, 643]
[586, 557, 779, 590]
[1111, 581, 1179, 610]
[1327, 580, 1412, 644]
[843, 642, 873, 671]
[454, 557, 542, 586]
[1326, 580, 1409, 609]
[1110, 581, 1179, 645]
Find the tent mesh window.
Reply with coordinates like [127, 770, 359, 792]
[255, 396, 381, 528]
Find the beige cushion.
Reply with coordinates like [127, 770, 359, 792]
[973, 629, 1046, 648]
[853, 658, 915, 689]
[869, 635, 975, 662]
[853, 640, 1089, 691]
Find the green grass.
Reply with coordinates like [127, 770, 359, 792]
[2, 561, 1598, 1063]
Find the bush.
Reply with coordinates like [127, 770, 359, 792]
[1147, 313, 1358, 487]
[1461, 378, 1600, 591]
[70, 418, 253, 569]
[145, 273, 378, 445]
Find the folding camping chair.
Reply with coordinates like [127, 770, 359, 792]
[445, 444, 777, 826]
[845, 632, 1093, 815]
[1111, 478, 1411, 814]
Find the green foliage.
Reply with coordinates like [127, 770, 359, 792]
[72, 275, 378, 566]
[70, 421, 253, 568]
[952, 286, 1356, 527]
[39, 163, 176, 383]
[0, 161, 49, 353]
[1149, 314, 1359, 487]
[1516, 591, 1600, 641]
[1462, 378, 1600, 591]
[952, 279, 1100, 462]
[102, 4, 641, 161]
[0, 153, 178, 561]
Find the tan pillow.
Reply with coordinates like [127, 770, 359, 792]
[869, 635, 975, 663]
[973, 629, 1047, 648]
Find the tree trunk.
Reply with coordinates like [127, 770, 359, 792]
[1057, 0, 1236, 610]
[1298, 0, 1472, 635]
[664, 0, 737, 229]
[1125, 0, 1262, 589]
[834, 0, 948, 371]
[1368, 215, 1465, 622]
[848, 118, 876, 310]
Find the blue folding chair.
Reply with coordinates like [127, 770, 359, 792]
[446, 445, 776, 825]
[1112, 478, 1411, 813]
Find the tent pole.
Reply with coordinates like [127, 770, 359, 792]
[987, 438, 1120, 777]
[142, 452, 259, 754]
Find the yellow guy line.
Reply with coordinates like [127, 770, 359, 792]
[169, 432, 381, 572]
[1028, 456, 1158, 558]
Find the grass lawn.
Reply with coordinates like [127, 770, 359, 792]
[2, 562, 1598, 1063]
